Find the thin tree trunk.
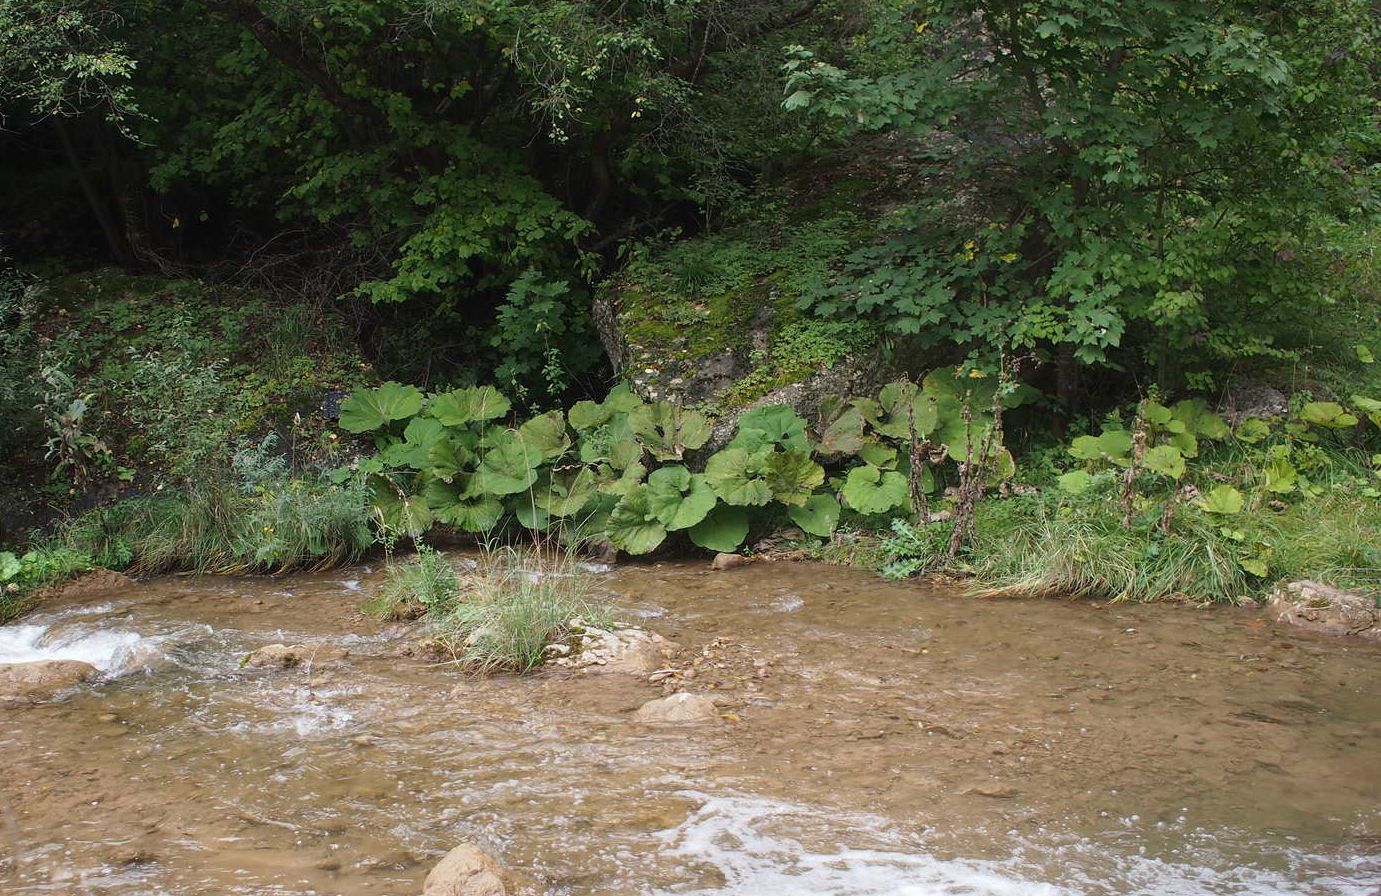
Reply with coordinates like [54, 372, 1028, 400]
[54, 118, 135, 268]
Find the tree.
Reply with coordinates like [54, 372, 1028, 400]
[785, 0, 1379, 407]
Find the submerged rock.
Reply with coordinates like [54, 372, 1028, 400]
[553, 625, 679, 676]
[0, 659, 98, 706]
[241, 642, 348, 671]
[1267, 581, 1380, 641]
[634, 691, 720, 724]
[710, 552, 748, 571]
[422, 843, 509, 896]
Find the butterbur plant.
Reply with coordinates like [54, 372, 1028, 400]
[333, 369, 1022, 557]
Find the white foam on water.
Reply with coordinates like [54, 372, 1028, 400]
[771, 594, 805, 613]
[652, 794, 1380, 896]
[0, 623, 146, 673]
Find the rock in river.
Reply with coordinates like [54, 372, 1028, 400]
[0, 659, 98, 706]
[1267, 581, 1380, 641]
[422, 843, 509, 896]
[241, 642, 348, 671]
[634, 692, 720, 725]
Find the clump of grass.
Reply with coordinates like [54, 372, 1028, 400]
[362, 546, 460, 620]
[430, 545, 611, 674]
[880, 482, 1381, 604]
[61, 475, 375, 575]
[963, 498, 1248, 603]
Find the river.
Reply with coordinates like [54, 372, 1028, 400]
[1, 558, 1378, 894]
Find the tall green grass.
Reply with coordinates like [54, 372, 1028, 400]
[881, 486, 1381, 604]
[426, 546, 610, 673]
[362, 545, 460, 620]
[61, 475, 374, 575]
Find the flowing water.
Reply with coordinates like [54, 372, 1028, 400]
[1, 559, 1378, 895]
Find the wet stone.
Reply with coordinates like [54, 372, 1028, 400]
[634, 692, 720, 725]
[422, 843, 509, 896]
[0, 659, 98, 706]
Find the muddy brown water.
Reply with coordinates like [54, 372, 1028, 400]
[1, 559, 1378, 894]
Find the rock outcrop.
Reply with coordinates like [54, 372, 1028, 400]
[422, 843, 509, 896]
[0, 659, 98, 706]
[1267, 581, 1380, 641]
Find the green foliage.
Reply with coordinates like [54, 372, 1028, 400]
[0, 0, 139, 127]
[841, 464, 909, 515]
[334, 369, 1020, 557]
[35, 364, 111, 487]
[878, 517, 953, 580]
[339, 382, 426, 433]
[787, 493, 841, 538]
[689, 504, 750, 553]
[784, 1, 1378, 387]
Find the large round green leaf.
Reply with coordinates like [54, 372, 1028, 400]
[424, 478, 504, 532]
[763, 449, 825, 506]
[475, 431, 543, 495]
[379, 416, 446, 469]
[1068, 430, 1133, 465]
[427, 386, 511, 426]
[816, 401, 868, 456]
[597, 460, 647, 497]
[704, 448, 772, 506]
[607, 486, 668, 555]
[1299, 401, 1359, 429]
[871, 381, 940, 440]
[788, 493, 840, 537]
[513, 498, 551, 531]
[645, 465, 718, 530]
[1197, 484, 1244, 515]
[841, 464, 909, 514]
[534, 467, 599, 516]
[568, 399, 611, 431]
[629, 401, 712, 461]
[427, 434, 479, 481]
[338, 382, 424, 433]
[1141, 444, 1185, 480]
[366, 475, 433, 536]
[689, 504, 750, 552]
[518, 410, 571, 460]
[729, 405, 809, 453]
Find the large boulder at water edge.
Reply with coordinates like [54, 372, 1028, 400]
[0, 659, 97, 706]
[422, 843, 509, 896]
[1267, 581, 1380, 641]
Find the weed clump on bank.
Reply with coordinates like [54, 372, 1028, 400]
[61, 476, 375, 576]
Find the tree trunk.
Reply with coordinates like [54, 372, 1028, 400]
[53, 118, 135, 268]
